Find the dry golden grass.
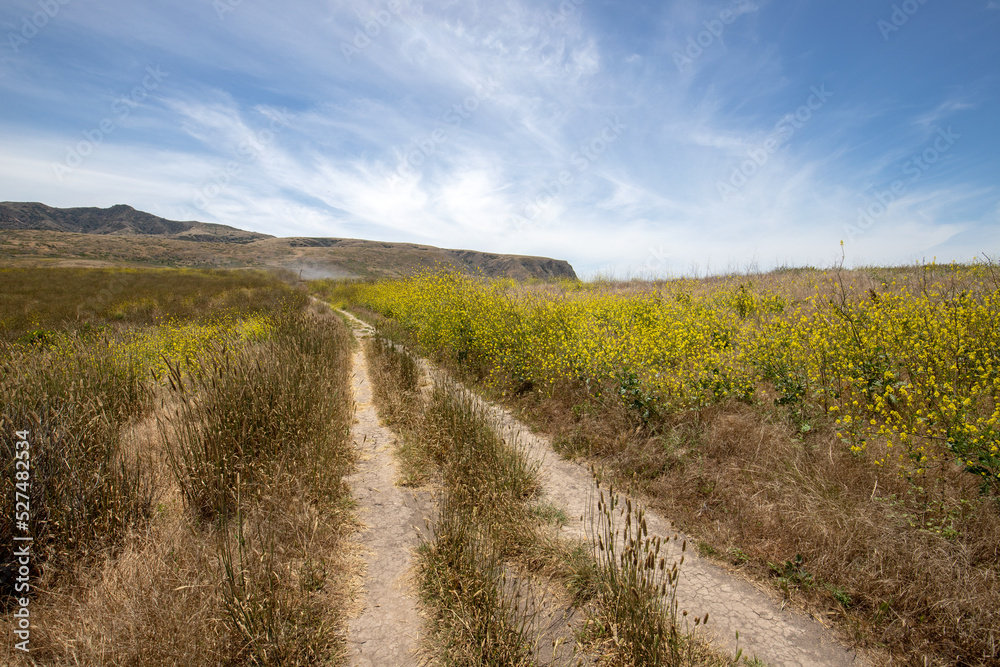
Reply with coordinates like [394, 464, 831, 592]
[0, 266, 301, 338]
[0, 401, 222, 665]
[522, 377, 1000, 665]
[2, 373, 355, 666]
[1, 270, 356, 666]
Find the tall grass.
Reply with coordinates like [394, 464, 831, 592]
[423, 383, 539, 553]
[420, 495, 538, 666]
[0, 332, 153, 581]
[588, 482, 694, 666]
[1, 268, 355, 665]
[161, 304, 354, 664]
[217, 497, 343, 666]
[162, 309, 352, 520]
[0, 267, 302, 338]
[402, 377, 542, 664]
[364, 335, 420, 428]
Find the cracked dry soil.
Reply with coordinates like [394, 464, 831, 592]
[344, 317, 431, 667]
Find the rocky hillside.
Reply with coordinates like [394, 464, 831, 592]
[0, 203, 578, 280]
[0, 202, 271, 243]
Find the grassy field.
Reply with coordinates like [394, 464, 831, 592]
[328, 261, 1000, 666]
[5, 260, 996, 665]
[0, 267, 355, 665]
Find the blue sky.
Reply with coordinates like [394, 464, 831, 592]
[1, 0, 998, 277]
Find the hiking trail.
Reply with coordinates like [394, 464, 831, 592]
[343, 315, 432, 667]
[340, 308, 869, 666]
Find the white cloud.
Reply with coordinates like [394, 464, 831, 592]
[1, 0, 997, 278]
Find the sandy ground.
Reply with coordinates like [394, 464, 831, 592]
[343, 316, 433, 667]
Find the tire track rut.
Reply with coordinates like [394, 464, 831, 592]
[344, 316, 431, 667]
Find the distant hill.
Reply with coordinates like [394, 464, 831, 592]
[0, 202, 271, 243]
[0, 203, 578, 280]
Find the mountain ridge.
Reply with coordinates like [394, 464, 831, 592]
[0, 202, 272, 243]
[0, 202, 577, 280]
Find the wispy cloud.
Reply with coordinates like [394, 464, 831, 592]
[911, 96, 977, 129]
[0, 0, 997, 276]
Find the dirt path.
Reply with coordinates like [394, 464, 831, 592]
[343, 315, 432, 667]
[478, 403, 868, 667]
[338, 309, 868, 666]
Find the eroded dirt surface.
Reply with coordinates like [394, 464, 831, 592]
[343, 316, 432, 667]
[342, 310, 596, 665]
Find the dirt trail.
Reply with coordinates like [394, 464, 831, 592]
[477, 402, 868, 667]
[343, 315, 432, 667]
[339, 309, 869, 666]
